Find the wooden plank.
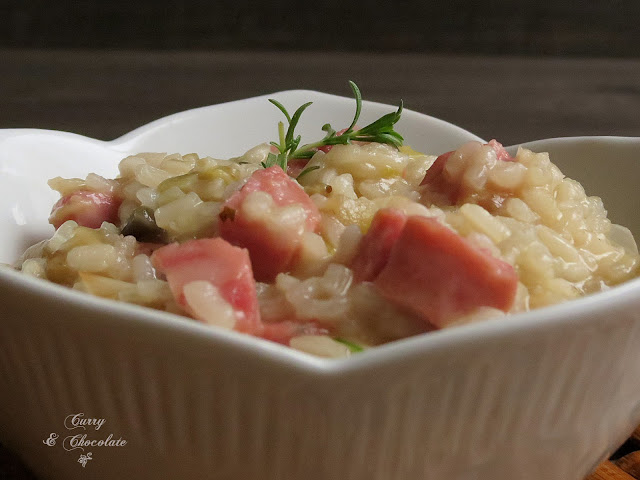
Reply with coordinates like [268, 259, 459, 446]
[2, 2, 640, 56]
[586, 461, 636, 480]
[616, 451, 640, 479]
[1, 50, 640, 146]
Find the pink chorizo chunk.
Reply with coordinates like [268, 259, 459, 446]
[225, 166, 320, 230]
[487, 139, 513, 162]
[420, 151, 451, 186]
[374, 216, 518, 328]
[419, 151, 455, 202]
[286, 158, 309, 178]
[219, 166, 321, 282]
[350, 208, 407, 283]
[49, 190, 121, 230]
[151, 238, 261, 334]
[420, 140, 513, 203]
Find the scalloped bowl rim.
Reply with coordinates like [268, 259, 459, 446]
[110, 89, 482, 150]
[1, 90, 639, 375]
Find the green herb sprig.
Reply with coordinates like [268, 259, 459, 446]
[261, 81, 404, 174]
[334, 337, 364, 353]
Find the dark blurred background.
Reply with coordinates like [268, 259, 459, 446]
[1, 0, 640, 144]
[2, 0, 640, 56]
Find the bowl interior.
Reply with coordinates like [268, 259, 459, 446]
[1, 94, 639, 370]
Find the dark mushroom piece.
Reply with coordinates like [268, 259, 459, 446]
[121, 206, 167, 243]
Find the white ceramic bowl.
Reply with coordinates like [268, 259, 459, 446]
[1, 91, 640, 480]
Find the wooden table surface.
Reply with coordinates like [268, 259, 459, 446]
[1, 49, 640, 480]
[2, 49, 640, 144]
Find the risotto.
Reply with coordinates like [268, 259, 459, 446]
[15, 86, 640, 358]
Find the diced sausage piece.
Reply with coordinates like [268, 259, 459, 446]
[49, 191, 121, 229]
[286, 158, 309, 178]
[487, 139, 513, 162]
[219, 166, 321, 281]
[350, 208, 408, 283]
[420, 139, 513, 188]
[150, 238, 329, 344]
[420, 140, 513, 204]
[420, 151, 452, 186]
[151, 238, 261, 334]
[374, 216, 518, 328]
[419, 151, 457, 203]
[224, 167, 320, 230]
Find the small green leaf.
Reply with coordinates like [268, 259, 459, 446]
[278, 121, 286, 151]
[296, 165, 320, 181]
[262, 152, 278, 168]
[321, 123, 337, 142]
[345, 80, 362, 134]
[334, 338, 364, 353]
[357, 103, 403, 136]
[263, 81, 404, 171]
[276, 152, 288, 171]
[286, 102, 313, 147]
[268, 99, 292, 123]
[290, 135, 302, 153]
[291, 150, 316, 160]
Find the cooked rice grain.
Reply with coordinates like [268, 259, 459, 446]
[17, 141, 640, 353]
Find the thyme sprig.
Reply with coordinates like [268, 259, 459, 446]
[261, 81, 404, 173]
